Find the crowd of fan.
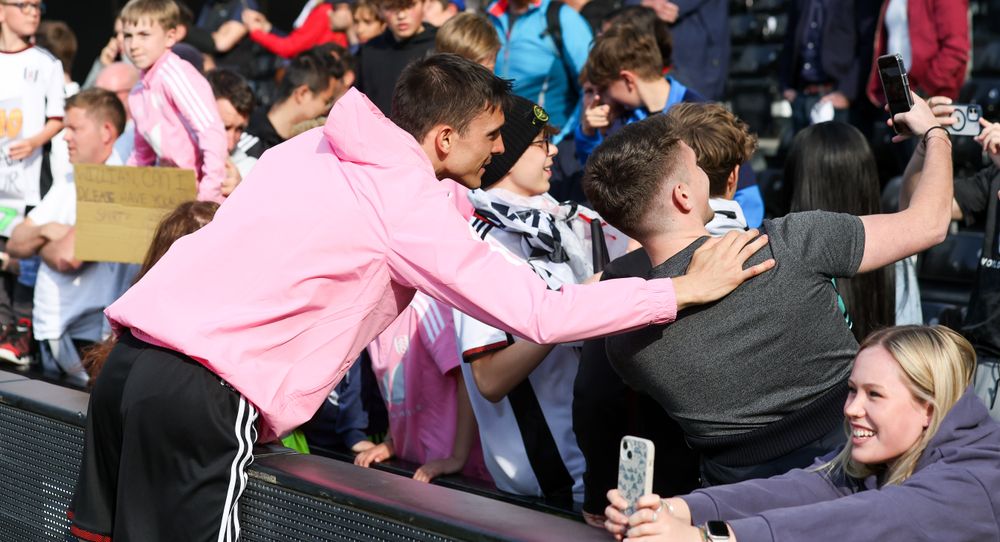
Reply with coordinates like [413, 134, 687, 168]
[1, 0, 999, 540]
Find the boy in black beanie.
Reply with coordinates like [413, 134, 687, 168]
[453, 94, 629, 506]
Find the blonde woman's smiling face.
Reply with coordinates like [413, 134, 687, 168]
[845, 345, 933, 467]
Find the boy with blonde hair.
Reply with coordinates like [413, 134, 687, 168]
[120, 0, 227, 203]
[435, 12, 499, 71]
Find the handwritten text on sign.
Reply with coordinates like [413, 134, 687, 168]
[74, 164, 197, 263]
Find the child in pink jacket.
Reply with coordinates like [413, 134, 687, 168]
[121, 0, 227, 203]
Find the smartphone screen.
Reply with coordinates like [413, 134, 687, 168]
[878, 55, 912, 117]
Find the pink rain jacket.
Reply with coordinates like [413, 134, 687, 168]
[106, 89, 679, 442]
[127, 49, 227, 203]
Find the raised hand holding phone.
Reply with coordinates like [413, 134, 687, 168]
[617, 436, 655, 516]
[877, 53, 913, 134]
[886, 92, 941, 143]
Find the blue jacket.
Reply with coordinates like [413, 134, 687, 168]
[574, 77, 764, 226]
[668, 0, 730, 101]
[683, 387, 1000, 542]
[488, 0, 593, 142]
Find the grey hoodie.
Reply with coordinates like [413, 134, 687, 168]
[683, 387, 1000, 541]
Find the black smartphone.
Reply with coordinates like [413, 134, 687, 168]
[877, 54, 914, 134]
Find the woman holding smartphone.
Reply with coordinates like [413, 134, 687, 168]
[604, 325, 1000, 542]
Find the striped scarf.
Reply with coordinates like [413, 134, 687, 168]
[467, 189, 592, 289]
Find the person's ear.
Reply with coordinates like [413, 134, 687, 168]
[342, 70, 356, 90]
[100, 121, 116, 146]
[671, 182, 693, 213]
[292, 84, 311, 104]
[164, 25, 179, 47]
[725, 165, 740, 200]
[424, 124, 455, 160]
[436, 125, 455, 153]
[921, 402, 933, 429]
[619, 70, 636, 91]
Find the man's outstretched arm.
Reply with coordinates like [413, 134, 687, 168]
[388, 198, 773, 345]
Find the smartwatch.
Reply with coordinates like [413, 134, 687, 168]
[703, 520, 730, 541]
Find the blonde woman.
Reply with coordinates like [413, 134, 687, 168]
[604, 325, 1000, 542]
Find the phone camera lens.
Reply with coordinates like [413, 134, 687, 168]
[951, 110, 966, 131]
[623, 442, 628, 450]
[627, 451, 633, 460]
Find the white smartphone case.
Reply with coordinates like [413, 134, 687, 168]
[617, 436, 655, 516]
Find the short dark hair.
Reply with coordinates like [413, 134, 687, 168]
[206, 68, 256, 118]
[392, 53, 511, 142]
[66, 88, 127, 137]
[36, 21, 77, 74]
[309, 43, 353, 78]
[274, 50, 338, 104]
[664, 103, 756, 197]
[583, 115, 682, 238]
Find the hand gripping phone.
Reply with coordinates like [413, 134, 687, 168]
[946, 104, 984, 137]
[617, 436, 655, 516]
[877, 54, 914, 134]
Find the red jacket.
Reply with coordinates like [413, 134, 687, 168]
[867, 0, 969, 105]
[249, 3, 348, 59]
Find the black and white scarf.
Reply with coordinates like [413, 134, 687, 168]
[468, 189, 593, 289]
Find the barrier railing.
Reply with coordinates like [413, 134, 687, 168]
[0, 370, 606, 542]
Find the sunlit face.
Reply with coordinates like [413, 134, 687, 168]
[123, 17, 177, 70]
[845, 346, 932, 467]
[382, 0, 424, 40]
[64, 107, 108, 165]
[0, 0, 42, 38]
[216, 98, 248, 154]
[422, 0, 456, 27]
[353, 8, 386, 43]
[441, 106, 505, 188]
[493, 131, 558, 197]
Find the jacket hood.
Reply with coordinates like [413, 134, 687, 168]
[322, 88, 433, 172]
[915, 385, 1000, 472]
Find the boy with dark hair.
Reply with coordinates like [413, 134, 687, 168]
[205, 68, 257, 195]
[583, 95, 951, 489]
[70, 53, 769, 540]
[119, 0, 228, 203]
[244, 50, 340, 154]
[355, 0, 437, 116]
[576, 23, 766, 227]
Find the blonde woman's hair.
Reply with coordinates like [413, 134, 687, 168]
[435, 13, 501, 66]
[823, 325, 975, 486]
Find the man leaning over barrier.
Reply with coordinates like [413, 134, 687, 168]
[67, 53, 775, 542]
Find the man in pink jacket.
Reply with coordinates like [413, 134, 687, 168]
[69, 54, 773, 542]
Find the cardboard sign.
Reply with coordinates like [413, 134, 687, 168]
[74, 164, 197, 264]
